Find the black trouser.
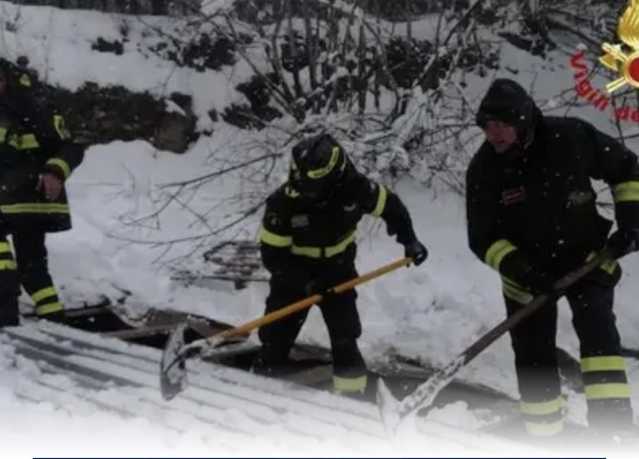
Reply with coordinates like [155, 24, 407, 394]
[258, 262, 366, 383]
[505, 278, 633, 433]
[12, 230, 62, 316]
[0, 230, 19, 326]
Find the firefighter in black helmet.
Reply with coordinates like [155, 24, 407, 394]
[0, 60, 84, 326]
[255, 133, 428, 396]
[467, 78, 638, 438]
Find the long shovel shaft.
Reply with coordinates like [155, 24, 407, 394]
[391, 248, 614, 420]
[205, 257, 412, 346]
[170, 256, 412, 366]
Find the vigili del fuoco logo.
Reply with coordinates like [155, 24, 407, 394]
[570, 0, 639, 121]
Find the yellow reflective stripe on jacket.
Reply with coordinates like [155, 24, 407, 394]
[36, 302, 63, 316]
[333, 374, 367, 394]
[524, 420, 564, 437]
[599, 258, 617, 275]
[0, 127, 39, 149]
[502, 276, 534, 304]
[19, 73, 32, 87]
[613, 181, 639, 203]
[520, 397, 563, 416]
[0, 203, 69, 214]
[308, 146, 340, 179]
[0, 242, 11, 254]
[291, 231, 356, 258]
[53, 114, 71, 140]
[485, 239, 517, 271]
[586, 252, 618, 275]
[259, 227, 292, 248]
[581, 356, 626, 373]
[371, 184, 388, 217]
[46, 158, 71, 179]
[584, 383, 631, 400]
[32, 287, 58, 304]
[284, 185, 300, 198]
[0, 260, 17, 270]
[13, 133, 39, 149]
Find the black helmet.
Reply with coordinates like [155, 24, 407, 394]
[0, 59, 27, 92]
[475, 78, 539, 149]
[289, 133, 348, 201]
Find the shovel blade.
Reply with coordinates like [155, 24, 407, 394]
[160, 323, 189, 401]
[376, 377, 402, 435]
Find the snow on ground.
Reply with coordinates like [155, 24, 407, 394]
[0, 2, 639, 458]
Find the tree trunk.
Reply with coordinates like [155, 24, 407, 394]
[357, 17, 367, 114]
[303, 0, 319, 113]
[287, 5, 304, 99]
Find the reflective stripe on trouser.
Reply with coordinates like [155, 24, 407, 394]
[12, 231, 62, 317]
[0, 235, 19, 326]
[581, 355, 633, 430]
[32, 286, 63, 316]
[505, 295, 562, 436]
[520, 396, 564, 436]
[507, 278, 634, 432]
[570, 282, 634, 430]
[331, 337, 367, 394]
[0, 240, 17, 271]
[333, 373, 367, 394]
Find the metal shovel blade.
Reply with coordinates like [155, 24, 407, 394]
[160, 323, 189, 401]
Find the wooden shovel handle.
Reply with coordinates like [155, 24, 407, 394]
[209, 257, 412, 345]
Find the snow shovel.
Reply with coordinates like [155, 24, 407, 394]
[377, 247, 615, 434]
[160, 257, 412, 401]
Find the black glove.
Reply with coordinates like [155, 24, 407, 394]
[304, 277, 336, 298]
[499, 248, 554, 294]
[404, 239, 428, 266]
[607, 228, 639, 259]
[518, 267, 555, 295]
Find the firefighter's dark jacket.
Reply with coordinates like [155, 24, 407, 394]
[259, 161, 417, 284]
[0, 88, 83, 232]
[467, 110, 639, 288]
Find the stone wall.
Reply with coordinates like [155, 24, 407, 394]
[6, 0, 201, 15]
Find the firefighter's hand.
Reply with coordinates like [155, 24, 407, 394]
[304, 278, 337, 300]
[404, 239, 428, 266]
[520, 268, 555, 295]
[37, 173, 63, 201]
[607, 228, 639, 259]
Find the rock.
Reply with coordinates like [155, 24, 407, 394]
[152, 111, 196, 153]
